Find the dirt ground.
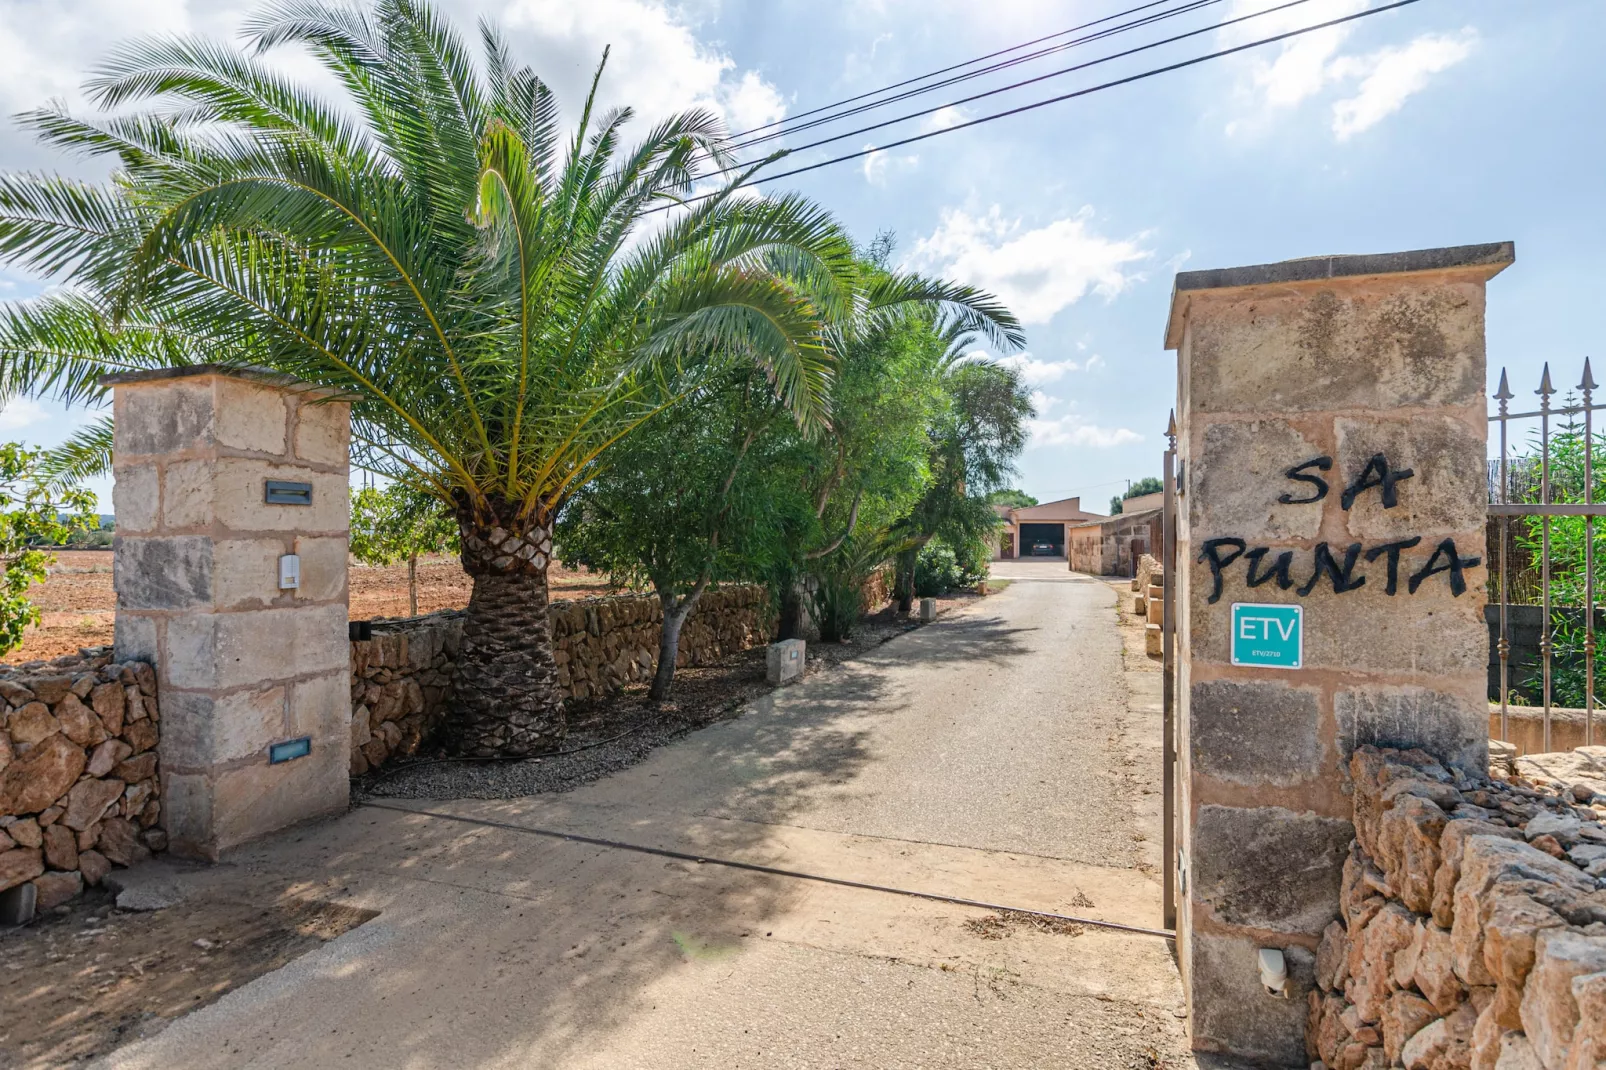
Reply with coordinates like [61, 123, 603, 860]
[0, 885, 375, 1069]
[7, 551, 614, 663]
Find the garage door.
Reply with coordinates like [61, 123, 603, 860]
[1017, 522, 1064, 557]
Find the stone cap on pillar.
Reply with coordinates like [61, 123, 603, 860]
[100, 363, 359, 402]
[1163, 241, 1515, 350]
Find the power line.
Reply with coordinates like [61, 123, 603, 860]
[728, 0, 1192, 141]
[728, 0, 1231, 154]
[718, 0, 1321, 173]
[651, 0, 1424, 215]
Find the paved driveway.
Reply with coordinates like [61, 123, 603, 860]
[102, 562, 1208, 1069]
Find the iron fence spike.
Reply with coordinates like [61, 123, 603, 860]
[1495, 368, 1514, 401]
[1583, 356, 1599, 392]
[1165, 409, 1177, 438]
[1539, 363, 1556, 397]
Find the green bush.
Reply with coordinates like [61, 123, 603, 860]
[914, 540, 987, 596]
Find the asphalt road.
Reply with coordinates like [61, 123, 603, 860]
[98, 562, 1211, 1070]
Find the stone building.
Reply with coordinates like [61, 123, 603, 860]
[992, 496, 1105, 560]
[1067, 507, 1164, 577]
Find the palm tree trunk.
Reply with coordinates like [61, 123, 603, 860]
[894, 547, 916, 614]
[446, 511, 564, 756]
[407, 554, 418, 617]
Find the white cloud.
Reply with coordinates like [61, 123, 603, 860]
[1330, 31, 1475, 140]
[908, 206, 1149, 325]
[861, 145, 920, 186]
[923, 105, 968, 132]
[996, 351, 1103, 386]
[1029, 390, 1059, 415]
[0, 398, 50, 433]
[1223, 1, 1474, 140]
[1026, 415, 1142, 449]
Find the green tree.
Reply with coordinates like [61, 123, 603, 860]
[0, 444, 97, 654]
[1110, 476, 1164, 515]
[350, 483, 458, 616]
[0, 0, 897, 755]
[986, 489, 1037, 508]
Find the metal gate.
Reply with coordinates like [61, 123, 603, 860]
[1489, 359, 1602, 751]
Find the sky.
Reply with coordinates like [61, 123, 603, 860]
[0, 0, 1600, 513]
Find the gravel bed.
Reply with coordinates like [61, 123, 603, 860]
[352, 603, 969, 802]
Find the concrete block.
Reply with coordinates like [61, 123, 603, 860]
[1334, 684, 1487, 774]
[1336, 414, 1485, 540]
[766, 639, 805, 685]
[293, 536, 349, 603]
[112, 463, 159, 534]
[114, 380, 214, 456]
[113, 536, 213, 609]
[1189, 930, 1312, 1068]
[211, 743, 348, 854]
[1192, 804, 1352, 933]
[214, 377, 287, 454]
[1190, 679, 1322, 787]
[919, 598, 937, 622]
[1146, 592, 1163, 625]
[162, 459, 215, 530]
[293, 399, 351, 466]
[1191, 418, 1325, 540]
[1145, 623, 1162, 656]
[1131, 593, 1146, 615]
[212, 538, 290, 609]
[213, 458, 348, 533]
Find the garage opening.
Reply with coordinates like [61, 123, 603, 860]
[1017, 522, 1065, 558]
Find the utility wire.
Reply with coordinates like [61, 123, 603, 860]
[720, 0, 1320, 170]
[727, 0, 1231, 153]
[731, 0, 1193, 141]
[651, 0, 1423, 215]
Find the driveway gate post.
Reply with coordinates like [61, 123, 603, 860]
[1163, 244, 1513, 1064]
[107, 366, 352, 860]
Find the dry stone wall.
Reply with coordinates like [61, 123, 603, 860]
[0, 647, 165, 913]
[1307, 744, 1606, 1070]
[349, 586, 773, 774]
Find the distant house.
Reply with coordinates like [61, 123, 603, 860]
[1068, 506, 1164, 578]
[991, 497, 1106, 560]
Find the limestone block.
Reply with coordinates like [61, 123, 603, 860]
[55, 694, 105, 747]
[160, 773, 213, 858]
[1520, 929, 1606, 1069]
[1336, 685, 1488, 776]
[62, 778, 124, 831]
[1492, 1033, 1543, 1069]
[1375, 793, 1448, 913]
[1132, 592, 1146, 614]
[1384, 989, 1439, 1065]
[114, 380, 214, 456]
[293, 536, 349, 603]
[41, 821, 77, 870]
[290, 671, 350, 744]
[1182, 279, 1489, 415]
[1189, 678, 1323, 787]
[1145, 623, 1162, 655]
[212, 538, 289, 609]
[213, 686, 288, 764]
[112, 463, 159, 534]
[1146, 592, 1163, 625]
[212, 458, 348, 534]
[215, 377, 288, 454]
[766, 639, 805, 686]
[1317, 919, 1350, 992]
[161, 459, 215, 529]
[1433, 819, 1525, 928]
[1416, 923, 1466, 1015]
[293, 399, 350, 466]
[1451, 836, 1590, 986]
[1570, 971, 1606, 1065]
[211, 742, 347, 854]
[1190, 417, 1325, 540]
[1192, 804, 1353, 933]
[1189, 930, 1312, 1067]
[1336, 414, 1487, 541]
[0, 846, 43, 891]
[97, 816, 147, 866]
[1351, 902, 1419, 1022]
[77, 849, 110, 886]
[32, 869, 80, 910]
[7, 702, 60, 746]
[114, 536, 213, 610]
[919, 597, 936, 622]
[29, 677, 74, 705]
[113, 614, 157, 665]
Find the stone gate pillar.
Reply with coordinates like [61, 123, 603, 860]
[1164, 244, 1513, 1064]
[107, 367, 351, 860]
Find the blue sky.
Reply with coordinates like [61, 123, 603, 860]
[0, 0, 1599, 512]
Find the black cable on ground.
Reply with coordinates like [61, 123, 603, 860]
[363, 800, 1177, 940]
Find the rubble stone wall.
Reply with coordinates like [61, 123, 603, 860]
[349, 585, 773, 774]
[1307, 744, 1606, 1070]
[0, 648, 165, 912]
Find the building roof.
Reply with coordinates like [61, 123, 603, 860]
[1009, 496, 1106, 523]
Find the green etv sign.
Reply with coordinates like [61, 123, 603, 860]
[1230, 603, 1303, 669]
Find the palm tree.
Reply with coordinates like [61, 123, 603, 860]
[0, 0, 876, 755]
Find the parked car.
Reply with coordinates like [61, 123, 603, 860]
[1030, 541, 1058, 555]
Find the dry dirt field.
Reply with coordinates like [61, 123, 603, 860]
[8, 551, 616, 663]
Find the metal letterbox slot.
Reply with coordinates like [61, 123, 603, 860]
[269, 736, 311, 764]
[264, 480, 313, 505]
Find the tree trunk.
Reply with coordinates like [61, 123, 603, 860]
[894, 547, 916, 614]
[445, 508, 564, 757]
[650, 604, 689, 702]
[407, 555, 418, 617]
[777, 582, 804, 641]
